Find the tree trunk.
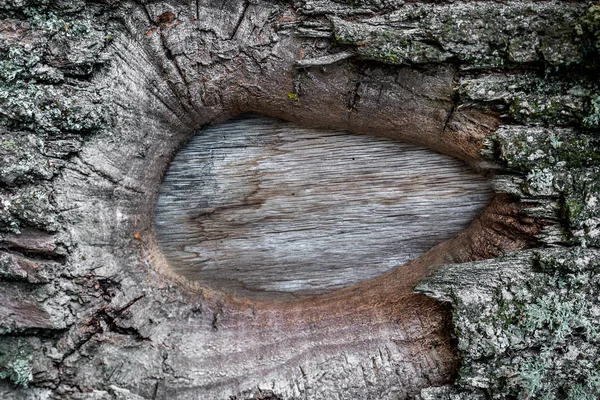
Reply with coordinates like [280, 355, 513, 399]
[0, 1, 598, 399]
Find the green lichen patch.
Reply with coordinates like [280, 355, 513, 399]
[0, 0, 88, 20]
[583, 94, 600, 129]
[0, 82, 109, 135]
[419, 385, 486, 400]
[0, 1, 114, 235]
[486, 126, 600, 246]
[0, 185, 60, 233]
[576, 5, 600, 60]
[0, 71, 109, 137]
[505, 167, 600, 246]
[25, 8, 91, 35]
[459, 74, 596, 128]
[559, 168, 600, 247]
[332, 2, 589, 68]
[492, 126, 600, 172]
[0, 340, 33, 388]
[0, 1, 121, 239]
[416, 249, 600, 399]
[0, 357, 32, 388]
[0, 4, 114, 135]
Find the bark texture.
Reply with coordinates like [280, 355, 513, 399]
[0, 0, 598, 399]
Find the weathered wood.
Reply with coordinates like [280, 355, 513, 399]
[155, 115, 492, 296]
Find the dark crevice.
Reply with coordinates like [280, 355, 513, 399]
[0, 246, 66, 264]
[231, 0, 251, 40]
[441, 68, 461, 133]
[60, 295, 147, 362]
[104, 318, 151, 342]
[97, 278, 121, 302]
[146, 8, 206, 121]
[211, 305, 223, 331]
[349, 62, 366, 115]
[76, 156, 144, 194]
[0, 327, 68, 339]
[442, 99, 456, 134]
[139, 3, 156, 29]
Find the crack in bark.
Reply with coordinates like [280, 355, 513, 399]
[142, 4, 208, 120]
[295, 51, 355, 68]
[348, 64, 365, 116]
[76, 156, 145, 195]
[442, 100, 456, 134]
[0, 245, 65, 264]
[211, 305, 223, 331]
[145, 77, 195, 125]
[231, 0, 251, 40]
[60, 295, 147, 362]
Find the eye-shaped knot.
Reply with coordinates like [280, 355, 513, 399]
[155, 115, 493, 298]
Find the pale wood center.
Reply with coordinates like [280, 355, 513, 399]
[155, 115, 492, 296]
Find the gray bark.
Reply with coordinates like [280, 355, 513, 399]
[0, 0, 597, 399]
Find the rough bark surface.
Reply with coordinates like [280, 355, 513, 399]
[0, 0, 598, 399]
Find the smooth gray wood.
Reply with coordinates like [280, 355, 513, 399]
[155, 115, 492, 296]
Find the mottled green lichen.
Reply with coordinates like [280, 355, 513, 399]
[0, 343, 33, 388]
[577, 5, 600, 58]
[0, 358, 32, 388]
[0, 0, 88, 20]
[0, 33, 109, 134]
[583, 94, 600, 128]
[332, 3, 589, 68]
[493, 126, 600, 171]
[417, 249, 600, 399]
[0, 1, 113, 234]
[0, 185, 60, 233]
[421, 21, 600, 388]
[559, 169, 600, 247]
[459, 74, 596, 128]
[488, 126, 600, 246]
[25, 8, 92, 34]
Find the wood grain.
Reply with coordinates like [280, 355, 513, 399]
[155, 115, 492, 296]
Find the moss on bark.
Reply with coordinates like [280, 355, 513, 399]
[413, 3, 600, 399]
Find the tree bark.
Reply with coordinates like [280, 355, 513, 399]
[0, 1, 598, 399]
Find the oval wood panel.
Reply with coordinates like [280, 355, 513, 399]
[155, 115, 492, 297]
